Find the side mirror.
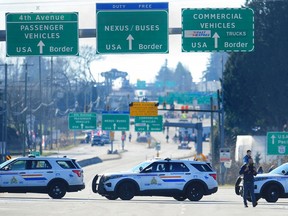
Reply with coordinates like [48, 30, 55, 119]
[282, 170, 286, 175]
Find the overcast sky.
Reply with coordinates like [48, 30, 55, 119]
[0, 0, 246, 83]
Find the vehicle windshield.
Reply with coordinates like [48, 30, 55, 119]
[130, 161, 152, 173]
[0, 158, 15, 169]
[270, 163, 288, 175]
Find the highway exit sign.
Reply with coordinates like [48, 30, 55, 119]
[96, 2, 168, 54]
[68, 113, 96, 130]
[135, 116, 163, 132]
[102, 114, 130, 131]
[267, 132, 288, 155]
[6, 12, 79, 56]
[182, 8, 254, 52]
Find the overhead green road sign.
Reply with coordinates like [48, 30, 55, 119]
[68, 113, 96, 130]
[135, 116, 163, 132]
[182, 8, 254, 52]
[102, 114, 130, 131]
[267, 132, 288, 155]
[96, 2, 168, 54]
[6, 12, 79, 56]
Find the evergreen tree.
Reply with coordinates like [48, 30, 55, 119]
[224, 0, 288, 136]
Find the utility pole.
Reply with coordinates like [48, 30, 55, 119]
[21, 62, 33, 156]
[0, 63, 13, 163]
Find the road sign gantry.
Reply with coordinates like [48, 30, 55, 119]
[6, 12, 79, 56]
[96, 2, 169, 54]
[182, 8, 254, 52]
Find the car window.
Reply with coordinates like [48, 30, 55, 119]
[27, 160, 52, 169]
[57, 160, 77, 169]
[7, 160, 26, 170]
[168, 163, 189, 172]
[191, 163, 213, 172]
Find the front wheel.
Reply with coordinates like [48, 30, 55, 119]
[48, 182, 67, 199]
[186, 184, 204, 201]
[92, 175, 98, 193]
[265, 185, 280, 203]
[117, 182, 136, 200]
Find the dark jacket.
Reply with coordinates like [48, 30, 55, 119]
[239, 163, 257, 182]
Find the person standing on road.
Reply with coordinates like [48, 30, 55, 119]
[243, 150, 252, 164]
[128, 133, 132, 142]
[166, 134, 169, 143]
[239, 157, 258, 208]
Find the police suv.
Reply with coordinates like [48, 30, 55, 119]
[0, 155, 85, 199]
[92, 158, 218, 201]
[235, 162, 288, 203]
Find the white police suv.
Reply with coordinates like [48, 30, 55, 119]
[0, 155, 85, 199]
[92, 158, 218, 201]
[235, 162, 288, 203]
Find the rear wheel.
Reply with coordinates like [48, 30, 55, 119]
[173, 196, 187, 201]
[105, 195, 118, 200]
[265, 185, 280, 203]
[117, 182, 136, 200]
[48, 181, 67, 199]
[186, 184, 204, 201]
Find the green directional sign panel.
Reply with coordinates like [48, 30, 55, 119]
[135, 116, 163, 132]
[267, 132, 288, 155]
[182, 8, 254, 52]
[102, 114, 130, 131]
[96, 3, 168, 54]
[6, 12, 79, 56]
[68, 113, 96, 130]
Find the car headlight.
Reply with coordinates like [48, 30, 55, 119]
[104, 175, 123, 182]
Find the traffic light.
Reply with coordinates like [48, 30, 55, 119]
[163, 102, 166, 110]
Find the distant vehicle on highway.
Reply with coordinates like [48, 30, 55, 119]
[136, 136, 149, 143]
[100, 134, 111, 144]
[91, 136, 104, 146]
[178, 141, 191, 150]
[92, 158, 218, 201]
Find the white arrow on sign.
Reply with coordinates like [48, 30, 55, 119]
[146, 124, 150, 131]
[81, 123, 84, 129]
[113, 123, 116, 130]
[212, 32, 220, 49]
[37, 40, 45, 54]
[126, 34, 134, 50]
[271, 135, 276, 144]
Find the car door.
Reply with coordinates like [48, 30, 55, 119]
[139, 162, 167, 191]
[162, 162, 189, 190]
[0, 159, 29, 189]
[23, 159, 53, 187]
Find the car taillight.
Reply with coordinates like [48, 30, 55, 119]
[209, 173, 217, 180]
[72, 170, 82, 177]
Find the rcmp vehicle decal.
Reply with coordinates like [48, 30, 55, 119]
[21, 174, 47, 181]
[160, 175, 186, 182]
